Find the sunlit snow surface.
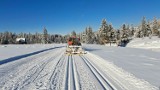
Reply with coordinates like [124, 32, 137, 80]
[127, 36, 160, 51]
[0, 38, 160, 90]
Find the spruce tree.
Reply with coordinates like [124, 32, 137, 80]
[86, 26, 94, 44]
[141, 17, 147, 37]
[99, 19, 109, 44]
[131, 25, 135, 37]
[152, 17, 159, 36]
[121, 24, 129, 42]
[43, 27, 48, 44]
[71, 30, 76, 37]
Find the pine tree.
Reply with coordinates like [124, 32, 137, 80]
[43, 27, 48, 44]
[140, 17, 147, 37]
[131, 25, 135, 37]
[99, 19, 109, 44]
[0, 33, 2, 44]
[71, 30, 76, 37]
[1, 31, 9, 44]
[120, 24, 129, 42]
[8, 32, 14, 44]
[152, 17, 159, 36]
[82, 31, 86, 43]
[145, 21, 152, 38]
[107, 24, 116, 44]
[86, 26, 94, 44]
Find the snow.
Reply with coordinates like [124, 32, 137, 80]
[86, 52, 157, 90]
[127, 36, 160, 51]
[0, 44, 64, 61]
[0, 39, 160, 90]
[83, 44, 160, 89]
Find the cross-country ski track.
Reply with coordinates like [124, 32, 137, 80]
[0, 46, 158, 90]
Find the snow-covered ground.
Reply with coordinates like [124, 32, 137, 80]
[83, 37, 160, 89]
[0, 44, 65, 61]
[127, 36, 160, 51]
[83, 44, 160, 89]
[0, 39, 160, 90]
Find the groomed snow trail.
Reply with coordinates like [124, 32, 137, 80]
[0, 46, 158, 90]
[0, 47, 66, 90]
[80, 55, 116, 90]
[85, 52, 158, 90]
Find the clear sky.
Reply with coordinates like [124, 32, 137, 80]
[0, 0, 160, 34]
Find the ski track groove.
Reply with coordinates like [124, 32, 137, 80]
[68, 55, 71, 90]
[74, 55, 98, 90]
[71, 55, 76, 90]
[65, 55, 69, 90]
[67, 55, 76, 90]
[65, 55, 79, 90]
[72, 55, 80, 90]
[80, 55, 116, 90]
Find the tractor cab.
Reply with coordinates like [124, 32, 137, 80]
[66, 37, 86, 54]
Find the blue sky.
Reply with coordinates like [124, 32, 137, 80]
[0, 0, 160, 34]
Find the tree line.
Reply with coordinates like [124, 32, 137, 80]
[0, 17, 160, 45]
[0, 27, 66, 44]
[77, 17, 160, 46]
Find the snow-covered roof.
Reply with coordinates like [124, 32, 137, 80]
[16, 38, 26, 42]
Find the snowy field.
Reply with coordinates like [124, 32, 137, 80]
[84, 44, 160, 89]
[0, 39, 160, 90]
[0, 44, 65, 61]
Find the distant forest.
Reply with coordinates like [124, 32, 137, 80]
[0, 17, 160, 45]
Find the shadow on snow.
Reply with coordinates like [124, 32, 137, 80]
[84, 48, 101, 52]
[0, 46, 64, 65]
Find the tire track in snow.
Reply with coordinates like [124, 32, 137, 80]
[80, 55, 117, 90]
[48, 54, 67, 90]
[13, 49, 64, 90]
[0, 47, 54, 78]
[0, 47, 65, 90]
[28, 48, 66, 90]
[1, 56, 52, 89]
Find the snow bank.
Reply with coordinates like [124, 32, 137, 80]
[127, 37, 160, 51]
[105, 43, 117, 47]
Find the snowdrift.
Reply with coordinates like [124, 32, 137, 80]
[127, 36, 160, 50]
